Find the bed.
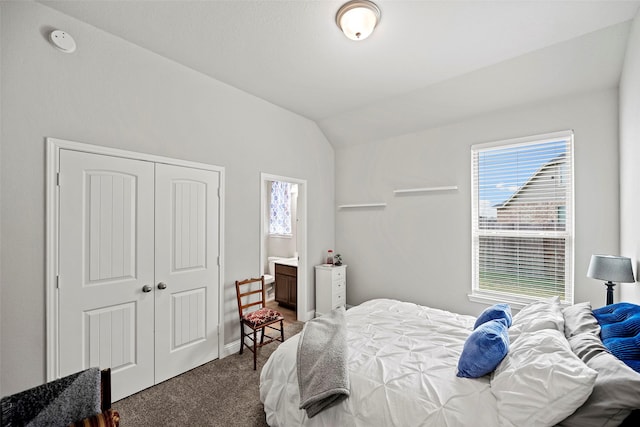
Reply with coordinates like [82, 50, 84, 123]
[260, 298, 640, 427]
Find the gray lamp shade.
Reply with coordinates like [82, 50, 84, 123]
[587, 255, 636, 283]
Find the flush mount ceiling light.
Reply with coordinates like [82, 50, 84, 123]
[336, 0, 381, 41]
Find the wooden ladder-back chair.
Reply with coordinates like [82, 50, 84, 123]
[235, 276, 285, 370]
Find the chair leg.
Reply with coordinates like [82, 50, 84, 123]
[239, 322, 244, 355]
[260, 327, 265, 344]
[253, 329, 258, 370]
[280, 320, 284, 342]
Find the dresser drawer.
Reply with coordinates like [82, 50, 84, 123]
[332, 290, 346, 307]
[332, 279, 346, 293]
[332, 268, 346, 281]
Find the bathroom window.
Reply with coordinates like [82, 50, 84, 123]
[269, 181, 292, 236]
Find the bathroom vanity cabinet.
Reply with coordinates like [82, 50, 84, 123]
[275, 263, 297, 309]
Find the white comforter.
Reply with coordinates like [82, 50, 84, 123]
[260, 299, 500, 426]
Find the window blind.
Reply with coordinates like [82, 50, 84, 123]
[471, 131, 574, 304]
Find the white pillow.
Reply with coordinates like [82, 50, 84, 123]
[490, 329, 597, 427]
[562, 301, 600, 338]
[509, 296, 564, 342]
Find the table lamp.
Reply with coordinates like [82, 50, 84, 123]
[587, 255, 636, 305]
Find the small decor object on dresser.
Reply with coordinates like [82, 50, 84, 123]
[326, 249, 334, 265]
[334, 253, 343, 266]
[315, 264, 347, 317]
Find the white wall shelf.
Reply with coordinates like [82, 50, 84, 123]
[338, 203, 387, 209]
[393, 185, 458, 195]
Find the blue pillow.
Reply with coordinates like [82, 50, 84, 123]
[457, 318, 509, 378]
[473, 303, 512, 329]
[593, 302, 640, 373]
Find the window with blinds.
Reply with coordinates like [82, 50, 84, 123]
[471, 131, 574, 304]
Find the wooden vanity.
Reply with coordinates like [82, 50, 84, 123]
[274, 262, 297, 309]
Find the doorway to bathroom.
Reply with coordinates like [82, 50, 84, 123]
[260, 173, 308, 322]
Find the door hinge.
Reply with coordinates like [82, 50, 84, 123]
[56, 172, 60, 186]
[56, 275, 60, 289]
[217, 325, 220, 336]
[217, 256, 220, 267]
[217, 187, 221, 198]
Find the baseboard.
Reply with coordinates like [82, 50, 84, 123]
[304, 309, 315, 321]
[221, 339, 241, 358]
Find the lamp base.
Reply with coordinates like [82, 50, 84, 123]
[605, 281, 616, 305]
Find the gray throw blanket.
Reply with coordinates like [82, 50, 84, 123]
[1, 367, 101, 427]
[297, 307, 350, 418]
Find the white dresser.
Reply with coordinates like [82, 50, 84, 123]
[315, 264, 347, 317]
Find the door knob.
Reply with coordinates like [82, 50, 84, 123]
[142, 285, 153, 293]
[157, 282, 167, 290]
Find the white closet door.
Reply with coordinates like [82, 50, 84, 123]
[154, 163, 220, 382]
[58, 149, 155, 401]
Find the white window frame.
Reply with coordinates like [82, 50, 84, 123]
[469, 130, 575, 308]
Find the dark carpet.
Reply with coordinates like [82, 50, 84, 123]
[113, 320, 304, 426]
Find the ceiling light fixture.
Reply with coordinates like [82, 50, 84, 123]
[336, 0, 381, 41]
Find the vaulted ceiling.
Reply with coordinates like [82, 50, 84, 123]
[39, 0, 640, 147]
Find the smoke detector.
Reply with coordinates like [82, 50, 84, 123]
[49, 30, 76, 53]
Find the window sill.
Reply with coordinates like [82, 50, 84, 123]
[467, 292, 572, 310]
[268, 234, 293, 239]
[468, 293, 528, 310]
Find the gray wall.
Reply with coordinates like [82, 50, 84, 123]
[336, 88, 620, 317]
[0, 2, 334, 395]
[620, 11, 640, 302]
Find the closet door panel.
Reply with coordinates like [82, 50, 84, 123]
[154, 163, 220, 383]
[58, 149, 155, 401]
